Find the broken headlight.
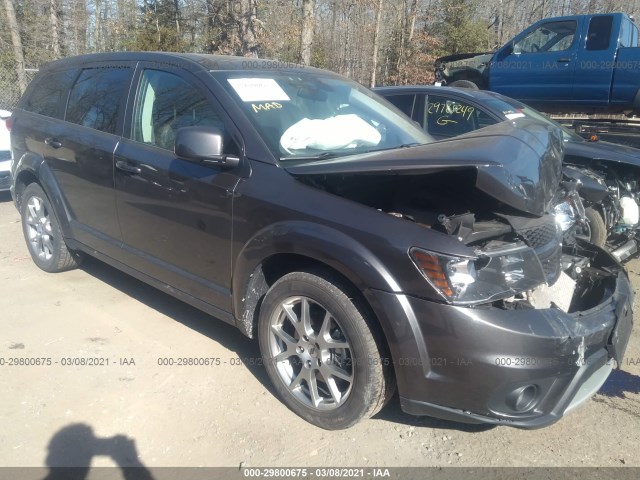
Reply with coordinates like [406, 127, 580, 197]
[410, 243, 547, 305]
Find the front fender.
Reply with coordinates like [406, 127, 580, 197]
[231, 221, 406, 337]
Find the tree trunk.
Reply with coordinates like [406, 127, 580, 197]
[3, 0, 28, 94]
[300, 0, 314, 65]
[239, 0, 259, 57]
[370, 0, 383, 87]
[50, 0, 61, 58]
[95, 0, 102, 50]
[174, 0, 181, 33]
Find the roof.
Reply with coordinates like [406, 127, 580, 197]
[38, 51, 334, 77]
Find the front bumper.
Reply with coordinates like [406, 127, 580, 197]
[369, 254, 634, 428]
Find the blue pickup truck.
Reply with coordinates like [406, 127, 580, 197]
[435, 13, 640, 114]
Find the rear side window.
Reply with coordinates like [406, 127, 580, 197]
[66, 67, 130, 134]
[23, 69, 78, 119]
[586, 16, 613, 51]
[384, 94, 415, 118]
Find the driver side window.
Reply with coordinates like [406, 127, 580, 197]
[132, 69, 237, 155]
[514, 20, 577, 54]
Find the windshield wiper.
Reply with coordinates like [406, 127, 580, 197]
[361, 142, 425, 153]
[280, 143, 425, 161]
[280, 152, 347, 161]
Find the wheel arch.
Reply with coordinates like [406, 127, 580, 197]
[13, 153, 73, 238]
[232, 222, 402, 343]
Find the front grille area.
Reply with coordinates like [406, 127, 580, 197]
[519, 221, 559, 249]
[506, 214, 563, 285]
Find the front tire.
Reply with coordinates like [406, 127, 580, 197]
[258, 270, 394, 429]
[449, 79, 480, 90]
[584, 207, 607, 247]
[20, 183, 82, 272]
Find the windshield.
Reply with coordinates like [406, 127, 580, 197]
[484, 93, 583, 142]
[214, 71, 432, 161]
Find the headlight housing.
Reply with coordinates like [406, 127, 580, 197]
[410, 243, 546, 305]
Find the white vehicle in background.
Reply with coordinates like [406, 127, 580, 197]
[0, 109, 11, 192]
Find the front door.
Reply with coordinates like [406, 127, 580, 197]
[114, 66, 243, 312]
[491, 19, 580, 105]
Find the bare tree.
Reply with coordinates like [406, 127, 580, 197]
[3, 0, 28, 94]
[50, 0, 61, 58]
[300, 0, 314, 64]
[370, 0, 383, 86]
[239, 0, 259, 56]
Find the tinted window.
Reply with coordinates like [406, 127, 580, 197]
[24, 69, 77, 119]
[66, 67, 130, 134]
[586, 16, 613, 51]
[633, 23, 639, 48]
[514, 21, 577, 54]
[384, 94, 415, 118]
[620, 17, 631, 47]
[132, 69, 232, 153]
[424, 95, 496, 138]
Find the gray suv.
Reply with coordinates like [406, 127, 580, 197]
[8, 52, 634, 429]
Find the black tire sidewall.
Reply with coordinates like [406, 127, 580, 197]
[449, 79, 480, 90]
[258, 272, 384, 430]
[585, 207, 607, 247]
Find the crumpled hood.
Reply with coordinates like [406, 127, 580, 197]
[566, 138, 640, 168]
[286, 118, 564, 216]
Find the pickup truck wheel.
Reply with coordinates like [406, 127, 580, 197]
[449, 79, 480, 90]
[584, 207, 607, 247]
[20, 183, 82, 273]
[258, 270, 393, 430]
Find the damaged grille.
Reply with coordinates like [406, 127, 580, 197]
[519, 222, 558, 249]
[501, 214, 563, 285]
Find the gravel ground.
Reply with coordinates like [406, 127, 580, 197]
[0, 190, 639, 470]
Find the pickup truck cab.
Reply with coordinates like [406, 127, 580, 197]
[435, 13, 640, 114]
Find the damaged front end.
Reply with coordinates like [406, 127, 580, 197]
[288, 119, 634, 427]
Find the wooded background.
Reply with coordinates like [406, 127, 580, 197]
[2, 0, 640, 109]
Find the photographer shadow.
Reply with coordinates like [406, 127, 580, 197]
[43, 423, 154, 480]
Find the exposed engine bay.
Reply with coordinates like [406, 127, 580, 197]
[564, 162, 640, 262]
[297, 169, 620, 314]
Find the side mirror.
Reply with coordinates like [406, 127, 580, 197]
[175, 126, 240, 169]
[494, 43, 514, 62]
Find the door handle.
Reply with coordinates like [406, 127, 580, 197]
[556, 58, 571, 63]
[44, 137, 62, 149]
[115, 160, 142, 174]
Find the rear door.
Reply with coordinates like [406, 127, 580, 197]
[58, 64, 133, 254]
[114, 65, 243, 312]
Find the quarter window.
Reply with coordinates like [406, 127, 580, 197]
[24, 69, 78, 119]
[132, 69, 230, 153]
[66, 67, 130, 134]
[586, 16, 613, 51]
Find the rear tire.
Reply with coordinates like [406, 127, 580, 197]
[258, 270, 394, 430]
[449, 79, 480, 90]
[20, 183, 82, 272]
